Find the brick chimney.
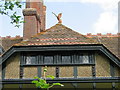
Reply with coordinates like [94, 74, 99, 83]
[23, 0, 46, 40]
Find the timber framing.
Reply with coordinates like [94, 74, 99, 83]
[1, 44, 120, 67]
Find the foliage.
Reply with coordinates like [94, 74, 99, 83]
[32, 77, 64, 89]
[0, 0, 24, 27]
[32, 66, 64, 89]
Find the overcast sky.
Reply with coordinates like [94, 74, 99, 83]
[0, 0, 119, 37]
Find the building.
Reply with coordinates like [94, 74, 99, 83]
[1, 0, 120, 89]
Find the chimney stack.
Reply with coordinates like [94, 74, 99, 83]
[23, 0, 46, 40]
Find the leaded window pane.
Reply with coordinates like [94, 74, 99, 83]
[62, 56, 71, 64]
[82, 54, 89, 63]
[26, 56, 36, 64]
[44, 56, 54, 64]
[78, 54, 90, 64]
[78, 54, 83, 63]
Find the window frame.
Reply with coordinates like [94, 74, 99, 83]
[21, 52, 95, 66]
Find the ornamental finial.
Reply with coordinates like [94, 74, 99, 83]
[52, 12, 62, 23]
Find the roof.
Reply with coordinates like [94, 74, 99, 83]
[0, 36, 23, 51]
[0, 24, 120, 60]
[14, 24, 98, 46]
[98, 37, 120, 59]
[85, 34, 120, 59]
[1, 24, 120, 67]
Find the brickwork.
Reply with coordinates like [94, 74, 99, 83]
[41, 66, 56, 77]
[23, 0, 46, 40]
[96, 53, 111, 77]
[59, 66, 74, 78]
[23, 67, 37, 79]
[115, 65, 120, 77]
[77, 66, 92, 77]
[5, 54, 20, 79]
[23, 13, 38, 40]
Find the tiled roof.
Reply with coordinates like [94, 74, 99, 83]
[0, 37, 23, 51]
[15, 24, 98, 46]
[98, 37, 120, 59]
[1, 24, 119, 59]
[85, 35, 120, 59]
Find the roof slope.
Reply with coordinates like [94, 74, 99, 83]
[15, 24, 98, 46]
[98, 37, 120, 59]
[0, 37, 23, 51]
[86, 35, 120, 59]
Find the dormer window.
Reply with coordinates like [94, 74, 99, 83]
[22, 52, 94, 65]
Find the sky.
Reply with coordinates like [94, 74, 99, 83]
[0, 0, 120, 37]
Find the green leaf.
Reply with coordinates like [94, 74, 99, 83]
[18, 5, 22, 8]
[46, 75, 55, 79]
[32, 80, 38, 84]
[14, 1, 22, 8]
[53, 83, 64, 86]
[9, 3, 14, 10]
[20, 21, 25, 23]
[17, 16, 21, 18]
[40, 79, 46, 84]
[15, 25, 20, 28]
[33, 76, 39, 79]
[41, 83, 50, 88]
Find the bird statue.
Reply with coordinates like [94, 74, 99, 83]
[52, 12, 62, 23]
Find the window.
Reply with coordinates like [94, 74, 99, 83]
[44, 56, 54, 64]
[22, 52, 94, 65]
[82, 54, 89, 63]
[25, 56, 36, 64]
[61, 55, 71, 64]
[78, 54, 90, 64]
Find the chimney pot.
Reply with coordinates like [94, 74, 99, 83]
[87, 33, 92, 36]
[15, 35, 21, 38]
[97, 33, 101, 36]
[107, 33, 112, 36]
[6, 36, 11, 38]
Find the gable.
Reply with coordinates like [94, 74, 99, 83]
[1, 45, 120, 67]
[14, 24, 97, 46]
